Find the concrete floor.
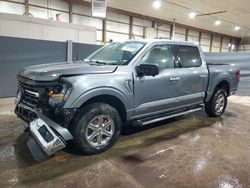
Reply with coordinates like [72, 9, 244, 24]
[0, 96, 250, 187]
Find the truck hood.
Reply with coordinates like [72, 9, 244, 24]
[18, 62, 117, 81]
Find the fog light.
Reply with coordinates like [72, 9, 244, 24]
[38, 125, 54, 142]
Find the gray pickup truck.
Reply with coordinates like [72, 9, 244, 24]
[15, 40, 240, 160]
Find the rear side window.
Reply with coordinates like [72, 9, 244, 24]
[175, 45, 202, 68]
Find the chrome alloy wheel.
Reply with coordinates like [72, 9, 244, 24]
[85, 115, 115, 148]
[215, 93, 225, 115]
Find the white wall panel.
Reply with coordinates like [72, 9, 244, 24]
[0, 2, 24, 15]
[133, 25, 143, 36]
[188, 36, 199, 45]
[49, 10, 69, 22]
[158, 23, 171, 31]
[201, 45, 210, 52]
[212, 47, 220, 52]
[133, 17, 152, 27]
[174, 33, 185, 41]
[73, 15, 102, 30]
[201, 38, 211, 46]
[30, 6, 69, 22]
[29, 6, 47, 19]
[106, 32, 129, 42]
[0, 13, 96, 44]
[134, 35, 143, 39]
[222, 37, 230, 49]
[107, 21, 129, 34]
[72, 4, 91, 16]
[175, 27, 186, 34]
[189, 30, 199, 37]
[10, 0, 25, 2]
[50, 0, 69, 11]
[29, 0, 47, 7]
[96, 30, 102, 41]
[107, 12, 129, 24]
[188, 30, 199, 44]
[157, 30, 170, 39]
[213, 36, 221, 48]
[221, 48, 229, 52]
[222, 43, 230, 49]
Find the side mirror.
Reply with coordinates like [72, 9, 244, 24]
[136, 64, 159, 77]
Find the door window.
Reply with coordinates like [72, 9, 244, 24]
[175, 45, 202, 68]
[141, 45, 175, 72]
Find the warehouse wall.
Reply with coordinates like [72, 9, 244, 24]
[0, 13, 96, 43]
[0, 0, 239, 52]
[0, 35, 100, 98]
[238, 38, 250, 52]
[0, 11, 97, 97]
[205, 52, 250, 75]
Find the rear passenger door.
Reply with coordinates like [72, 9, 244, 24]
[173, 45, 208, 106]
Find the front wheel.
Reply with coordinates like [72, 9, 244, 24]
[205, 88, 227, 117]
[71, 103, 122, 155]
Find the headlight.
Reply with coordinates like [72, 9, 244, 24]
[48, 82, 72, 106]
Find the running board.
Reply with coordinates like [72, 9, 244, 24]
[142, 107, 202, 126]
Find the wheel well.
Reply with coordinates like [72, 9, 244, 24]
[216, 81, 230, 95]
[81, 95, 127, 123]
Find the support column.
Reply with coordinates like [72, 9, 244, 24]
[69, 2, 73, 23]
[102, 19, 107, 44]
[24, 0, 29, 15]
[185, 29, 189, 41]
[129, 16, 133, 39]
[67, 40, 73, 63]
[210, 34, 213, 52]
[219, 36, 223, 52]
[198, 32, 202, 45]
[171, 18, 176, 40]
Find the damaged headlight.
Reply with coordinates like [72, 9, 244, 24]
[48, 82, 72, 107]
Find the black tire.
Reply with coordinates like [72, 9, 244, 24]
[71, 103, 122, 155]
[205, 88, 227, 117]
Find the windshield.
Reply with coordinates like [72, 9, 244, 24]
[85, 41, 145, 65]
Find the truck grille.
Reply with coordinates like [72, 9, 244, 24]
[17, 77, 51, 108]
[23, 89, 40, 107]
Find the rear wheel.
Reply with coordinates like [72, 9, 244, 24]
[205, 88, 227, 117]
[71, 103, 122, 155]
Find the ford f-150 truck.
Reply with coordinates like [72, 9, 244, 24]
[15, 40, 240, 160]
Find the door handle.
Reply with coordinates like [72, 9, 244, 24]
[200, 75, 207, 78]
[170, 77, 180, 81]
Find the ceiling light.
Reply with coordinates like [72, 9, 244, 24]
[153, 0, 161, 9]
[234, 26, 240, 31]
[189, 12, 196, 19]
[214, 20, 221, 26]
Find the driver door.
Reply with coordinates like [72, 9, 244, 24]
[133, 44, 180, 118]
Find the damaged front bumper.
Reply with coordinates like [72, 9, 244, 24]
[15, 103, 74, 161]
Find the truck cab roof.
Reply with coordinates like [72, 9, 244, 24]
[122, 39, 198, 47]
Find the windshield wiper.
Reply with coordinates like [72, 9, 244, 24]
[85, 60, 108, 65]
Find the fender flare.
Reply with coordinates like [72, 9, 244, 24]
[71, 87, 129, 110]
[206, 76, 231, 101]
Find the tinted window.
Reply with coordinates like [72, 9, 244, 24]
[175, 46, 202, 68]
[142, 45, 174, 72]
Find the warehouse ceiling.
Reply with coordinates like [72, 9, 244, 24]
[69, 0, 250, 38]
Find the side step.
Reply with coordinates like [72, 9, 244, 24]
[134, 107, 202, 126]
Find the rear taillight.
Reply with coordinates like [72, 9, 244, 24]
[236, 69, 240, 83]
